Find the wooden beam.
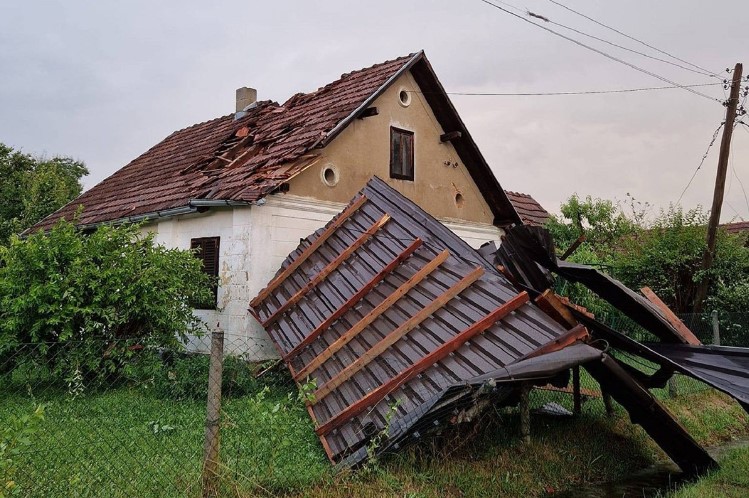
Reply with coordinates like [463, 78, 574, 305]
[358, 107, 379, 119]
[283, 238, 423, 362]
[522, 323, 589, 360]
[560, 234, 586, 260]
[262, 214, 391, 327]
[440, 131, 462, 143]
[312, 265, 485, 402]
[250, 195, 367, 308]
[315, 291, 529, 436]
[534, 290, 578, 328]
[293, 249, 450, 380]
[640, 287, 701, 345]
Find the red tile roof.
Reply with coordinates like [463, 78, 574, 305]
[33, 53, 419, 230]
[504, 190, 550, 226]
[33, 51, 527, 231]
[723, 221, 749, 234]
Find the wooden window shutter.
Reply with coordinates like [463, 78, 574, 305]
[190, 237, 220, 309]
[390, 127, 414, 181]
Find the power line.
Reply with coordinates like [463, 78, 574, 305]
[494, 0, 716, 78]
[545, 0, 722, 79]
[676, 122, 724, 205]
[546, 18, 717, 78]
[476, 0, 722, 103]
[439, 82, 723, 97]
[731, 122, 749, 216]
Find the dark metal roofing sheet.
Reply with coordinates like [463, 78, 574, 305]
[250, 177, 574, 466]
[646, 343, 749, 411]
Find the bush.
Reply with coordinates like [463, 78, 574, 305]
[1, 405, 45, 497]
[0, 220, 213, 383]
[149, 353, 272, 401]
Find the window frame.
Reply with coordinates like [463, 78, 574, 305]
[389, 126, 415, 181]
[190, 236, 220, 310]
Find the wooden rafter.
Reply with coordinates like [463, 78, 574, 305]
[534, 290, 578, 328]
[315, 291, 529, 436]
[262, 214, 391, 327]
[283, 238, 423, 362]
[293, 249, 450, 381]
[311, 265, 485, 402]
[522, 323, 589, 360]
[250, 195, 367, 308]
[640, 287, 701, 345]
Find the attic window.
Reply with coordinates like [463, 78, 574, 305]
[398, 88, 412, 107]
[390, 127, 414, 181]
[191, 237, 220, 309]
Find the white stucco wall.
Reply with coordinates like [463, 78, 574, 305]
[140, 194, 503, 360]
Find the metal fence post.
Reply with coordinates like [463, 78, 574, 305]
[712, 310, 721, 346]
[202, 327, 224, 496]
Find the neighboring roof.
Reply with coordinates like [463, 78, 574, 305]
[249, 177, 576, 466]
[504, 190, 550, 226]
[723, 221, 749, 234]
[32, 51, 522, 232]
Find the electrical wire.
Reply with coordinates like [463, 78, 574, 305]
[545, 0, 723, 79]
[675, 122, 724, 205]
[437, 82, 723, 97]
[730, 122, 749, 216]
[476, 0, 722, 103]
[493, 0, 716, 78]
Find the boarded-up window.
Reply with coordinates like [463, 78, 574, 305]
[190, 237, 220, 309]
[390, 127, 414, 181]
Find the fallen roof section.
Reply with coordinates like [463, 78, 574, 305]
[496, 225, 697, 344]
[250, 177, 581, 466]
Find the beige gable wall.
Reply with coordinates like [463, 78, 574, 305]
[287, 71, 496, 224]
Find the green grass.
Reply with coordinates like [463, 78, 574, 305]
[2, 380, 747, 497]
[664, 446, 749, 497]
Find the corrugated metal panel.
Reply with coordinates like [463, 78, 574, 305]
[250, 177, 575, 466]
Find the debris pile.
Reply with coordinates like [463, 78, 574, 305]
[250, 177, 749, 473]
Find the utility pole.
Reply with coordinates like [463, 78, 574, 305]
[694, 62, 743, 312]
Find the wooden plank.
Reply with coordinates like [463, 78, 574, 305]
[312, 265, 485, 402]
[316, 291, 529, 436]
[560, 234, 586, 260]
[534, 290, 578, 328]
[262, 214, 391, 327]
[293, 249, 450, 380]
[249, 195, 367, 308]
[522, 323, 589, 360]
[640, 287, 701, 345]
[439, 131, 462, 143]
[283, 238, 423, 361]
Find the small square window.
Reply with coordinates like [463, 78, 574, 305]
[190, 237, 220, 309]
[390, 127, 414, 181]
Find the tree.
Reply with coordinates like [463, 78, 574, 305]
[548, 196, 749, 314]
[545, 194, 641, 254]
[0, 143, 88, 243]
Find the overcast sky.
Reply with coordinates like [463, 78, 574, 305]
[2, 1, 748, 221]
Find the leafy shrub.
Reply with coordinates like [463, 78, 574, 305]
[149, 353, 281, 401]
[0, 220, 213, 383]
[1, 405, 45, 497]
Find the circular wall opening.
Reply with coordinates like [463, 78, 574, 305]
[455, 192, 465, 208]
[321, 165, 339, 187]
[398, 88, 411, 107]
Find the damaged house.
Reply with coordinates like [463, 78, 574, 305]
[33, 51, 547, 357]
[250, 177, 749, 472]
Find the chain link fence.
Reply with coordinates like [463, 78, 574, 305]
[2, 312, 747, 496]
